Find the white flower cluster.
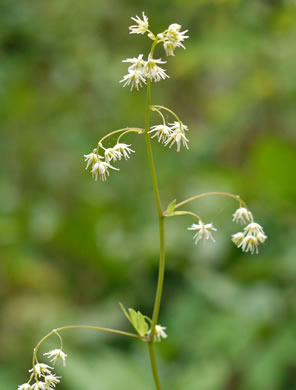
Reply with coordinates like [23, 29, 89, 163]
[149, 121, 189, 152]
[188, 221, 217, 244]
[128, 12, 189, 57]
[121, 13, 189, 91]
[84, 143, 134, 181]
[147, 324, 167, 342]
[158, 23, 189, 56]
[18, 350, 67, 390]
[232, 207, 267, 254]
[121, 54, 169, 91]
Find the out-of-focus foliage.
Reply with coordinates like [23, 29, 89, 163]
[1, 0, 296, 389]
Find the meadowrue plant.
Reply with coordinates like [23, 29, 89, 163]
[19, 12, 267, 390]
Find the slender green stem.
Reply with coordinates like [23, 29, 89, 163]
[98, 127, 144, 147]
[117, 128, 144, 143]
[151, 105, 182, 124]
[171, 191, 248, 211]
[148, 343, 162, 390]
[144, 39, 165, 390]
[151, 108, 167, 126]
[166, 210, 202, 221]
[32, 325, 141, 369]
[144, 88, 162, 217]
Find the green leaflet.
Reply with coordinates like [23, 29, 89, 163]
[119, 303, 150, 337]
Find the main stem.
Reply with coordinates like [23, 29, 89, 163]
[144, 42, 166, 390]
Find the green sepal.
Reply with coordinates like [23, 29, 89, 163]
[166, 199, 176, 216]
[119, 303, 150, 337]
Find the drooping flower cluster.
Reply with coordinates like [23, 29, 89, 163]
[18, 349, 67, 390]
[84, 143, 135, 181]
[149, 121, 189, 152]
[232, 207, 267, 254]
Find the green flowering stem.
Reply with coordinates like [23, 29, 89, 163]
[164, 191, 249, 215]
[144, 39, 165, 390]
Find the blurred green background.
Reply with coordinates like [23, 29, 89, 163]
[1, 0, 296, 389]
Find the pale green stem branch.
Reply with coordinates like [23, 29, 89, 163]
[32, 325, 141, 371]
[151, 105, 182, 124]
[117, 128, 145, 143]
[166, 210, 202, 221]
[151, 108, 167, 126]
[168, 191, 248, 212]
[98, 127, 144, 148]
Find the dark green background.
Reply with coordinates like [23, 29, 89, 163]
[1, 0, 296, 389]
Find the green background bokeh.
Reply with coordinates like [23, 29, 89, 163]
[1, 0, 296, 389]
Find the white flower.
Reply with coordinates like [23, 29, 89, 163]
[120, 69, 147, 91]
[244, 222, 265, 236]
[147, 324, 168, 342]
[163, 23, 189, 56]
[18, 384, 32, 390]
[231, 232, 244, 246]
[232, 207, 252, 224]
[31, 382, 48, 390]
[188, 222, 217, 244]
[29, 363, 53, 376]
[122, 54, 146, 71]
[164, 122, 189, 152]
[34, 383, 50, 390]
[91, 160, 119, 181]
[165, 130, 189, 152]
[44, 374, 61, 387]
[144, 54, 169, 82]
[84, 152, 102, 170]
[239, 235, 259, 255]
[163, 41, 176, 57]
[104, 147, 122, 162]
[129, 12, 149, 35]
[114, 143, 135, 160]
[148, 124, 172, 143]
[257, 232, 267, 244]
[44, 349, 67, 366]
[170, 121, 188, 133]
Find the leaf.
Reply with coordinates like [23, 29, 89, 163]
[166, 199, 177, 216]
[119, 303, 150, 337]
